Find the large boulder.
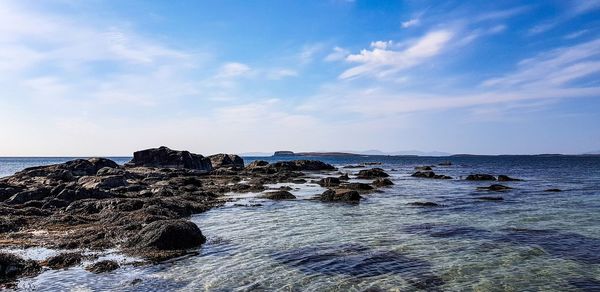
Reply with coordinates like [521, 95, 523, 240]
[497, 175, 522, 182]
[85, 260, 120, 274]
[356, 168, 389, 179]
[127, 220, 206, 250]
[319, 189, 361, 202]
[42, 252, 83, 269]
[208, 154, 244, 169]
[128, 147, 212, 172]
[268, 160, 335, 171]
[373, 178, 394, 187]
[0, 253, 41, 283]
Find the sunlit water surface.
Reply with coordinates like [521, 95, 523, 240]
[2, 156, 600, 291]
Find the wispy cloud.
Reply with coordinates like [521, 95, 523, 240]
[401, 18, 420, 28]
[339, 30, 454, 79]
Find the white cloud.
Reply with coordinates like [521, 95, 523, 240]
[324, 46, 349, 62]
[216, 62, 252, 78]
[482, 38, 600, 88]
[267, 68, 298, 80]
[401, 18, 420, 28]
[340, 30, 454, 79]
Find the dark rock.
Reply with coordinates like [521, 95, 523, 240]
[319, 189, 361, 202]
[96, 167, 126, 176]
[408, 202, 440, 207]
[0, 253, 41, 283]
[411, 171, 452, 179]
[544, 188, 562, 192]
[291, 179, 307, 184]
[342, 165, 362, 169]
[414, 166, 433, 171]
[274, 151, 295, 156]
[477, 196, 504, 201]
[244, 160, 272, 173]
[261, 191, 296, 200]
[208, 154, 244, 169]
[128, 146, 212, 172]
[85, 260, 120, 274]
[438, 161, 452, 166]
[43, 252, 83, 269]
[466, 174, 496, 181]
[127, 220, 206, 250]
[5, 188, 51, 204]
[373, 178, 394, 187]
[497, 175, 523, 182]
[78, 175, 128, 190]
[268, 160, 335, 171]
[317, 177, 341, 187]
[338, 173, 350, 180]
[356, 168, 389, 179]
[477, 184, 512, 191]
[341, 183, 374, 191]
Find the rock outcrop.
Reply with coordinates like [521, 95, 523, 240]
[317, 177, 341, 187]
[128, 146, 212, 172]
[208, 154, 244, 169]
[268, 160, 335, 171]
[127, 220, 206, 251]
[85, 260, 120, 274]
[319, 189, 361, 202]
[411, 171, 452, 179]
[261, 191, 296, 200]
[0, 253, 41, 284]
[497, 175, 523, 181]
[356, 168, 389, 179]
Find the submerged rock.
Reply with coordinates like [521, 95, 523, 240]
[43, 252, 83, 269]
[414, 166, 433, 171]
[85, 260, 120, 274]
[208, 154, 244, 169]
[356, 168, 389, 179]
[408, 202, 441, 207]
[438, 161, 452, 166]
[261, 191, 296, 200]
[465, 174, 496, 181]
[341, 182, 374, 191]
[544, 188, 562, 192]
[477, 196, 504, 201]
[319, 189, 361, 202]
[127, 220, 206, 251]
[0, 253, 41, 283]
[477, 184, 512, 191]
[497, 175, 523, 181]
[127, 146, 212, 172]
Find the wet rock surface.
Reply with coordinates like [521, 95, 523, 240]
[411, 171, 452, 179]
[0, 253, 41, 284]
[319, 189, 362, 202]
[261, 191, 296, 200]
[85, 260, 120, 274]
[465, 174, 496, 181]
[42, 252, 83, 269]
[356, 168, 389, 179]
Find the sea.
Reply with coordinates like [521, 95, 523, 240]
[1, 155, 600, 291]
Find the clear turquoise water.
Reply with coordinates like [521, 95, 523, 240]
[3, 155, 600, 291]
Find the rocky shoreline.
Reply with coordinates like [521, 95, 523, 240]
[0, 146, 392, 286]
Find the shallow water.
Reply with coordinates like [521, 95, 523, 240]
[3, 155, 600, 291]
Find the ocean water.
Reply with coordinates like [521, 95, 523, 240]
[3, 155, 600, 291]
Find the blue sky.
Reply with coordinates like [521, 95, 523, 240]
[0, 0, 599, 156]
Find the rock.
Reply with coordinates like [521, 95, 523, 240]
[43, 252, 83, 269]
[319, 189, 361, 202]
[244, 160, 272, 173]
[466, 174, 496, 181]
[438, 161, 452, 166]
[373, 178, 394, 187]
[356, 168, 389, 179]
[317, 177, 341, 187]
[497, 175, 523, 181]
[408, 202, 440, 207]
[414, 166, 433, 171]
[268, 160, 335, 171]
[78, 175, 127, 190]
[362, 162, 382, 166]
[411, 171, 452, 179]
[5, 188, 51, 204]
[208, 154, 244, 169]
[85, 260, 120, 274]
[477, 196, 504, 201]
[341, 182, 374, 191]
[0, 253, 41, 283]
[477, 184, 512, 191]
[342, 165, 362, 169]
[128, 146, 212, 172]
[96, 167, 126, 176]
[339, 173, 350, 180]
[544, 188, 562, 192]
[261, 191, 296, 200]
[127, 220, 206, 250]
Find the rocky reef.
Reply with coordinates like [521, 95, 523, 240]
[0, 146, 399, 284]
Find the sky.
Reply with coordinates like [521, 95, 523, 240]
[0, 0, 599, 156]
